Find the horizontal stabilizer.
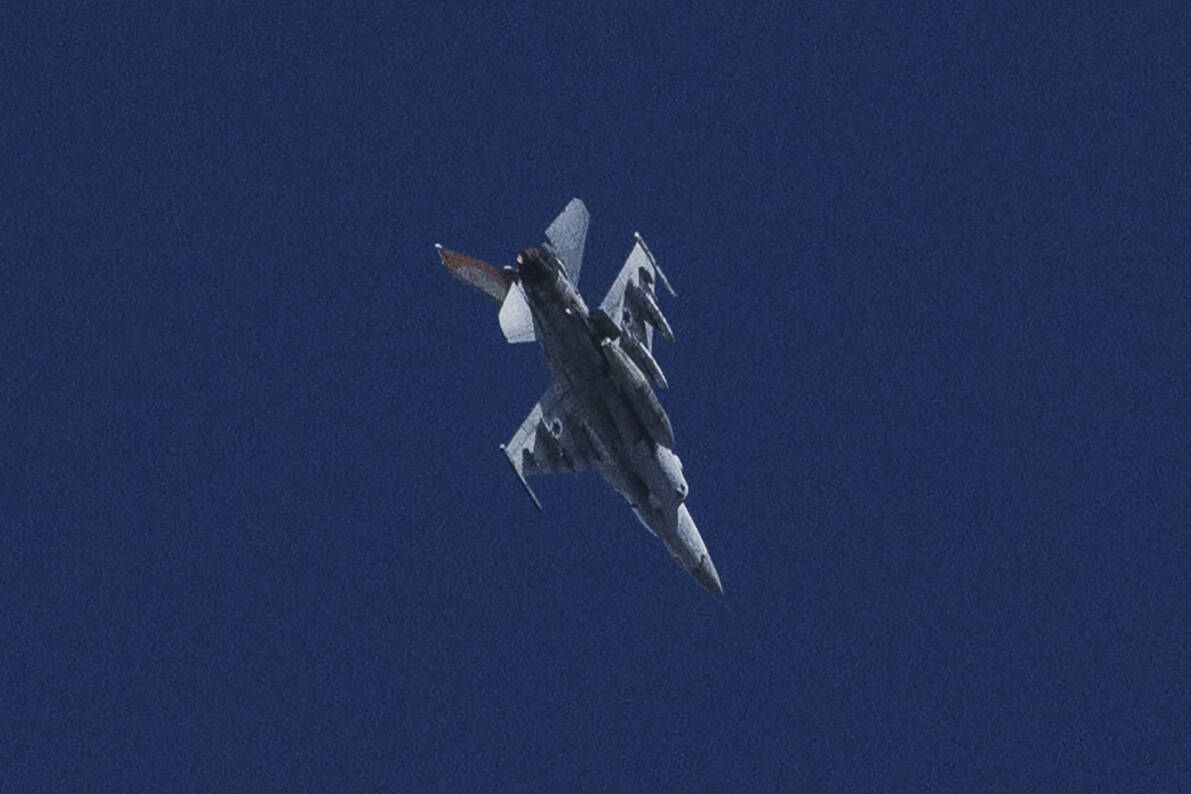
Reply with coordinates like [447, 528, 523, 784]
[498, 281, 536, 343]
[543, 198, 590, 286]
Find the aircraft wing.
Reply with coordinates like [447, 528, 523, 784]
[543, 198, 590, 287]
[598, 232, 675, 354]
[500, 381, 599, 510]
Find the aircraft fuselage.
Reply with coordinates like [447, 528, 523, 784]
[515, 248, 722, 596]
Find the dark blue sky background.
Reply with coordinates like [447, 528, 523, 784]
[4, 3, 1189, 790]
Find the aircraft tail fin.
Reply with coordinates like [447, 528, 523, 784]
[437, 244, 535, 343]
[436, 245, 514, 303]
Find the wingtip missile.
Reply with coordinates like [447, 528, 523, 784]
[627, 282, 675, 342]
[500, 443, 543, 511]
[634, 232, 675, 297]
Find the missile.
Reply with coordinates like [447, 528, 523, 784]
[619, 332, 668, 390]
[601, 338, 675, 449]
[627, 282, 674, 342]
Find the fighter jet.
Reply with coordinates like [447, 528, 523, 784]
[437, 199, 723, 598]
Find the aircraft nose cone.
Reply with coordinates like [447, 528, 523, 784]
[692, 554, 725, 598]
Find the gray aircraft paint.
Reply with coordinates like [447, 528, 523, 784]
[438, 199, 723, 598]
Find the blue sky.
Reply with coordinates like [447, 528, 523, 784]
[4, 3, 1188, 790]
